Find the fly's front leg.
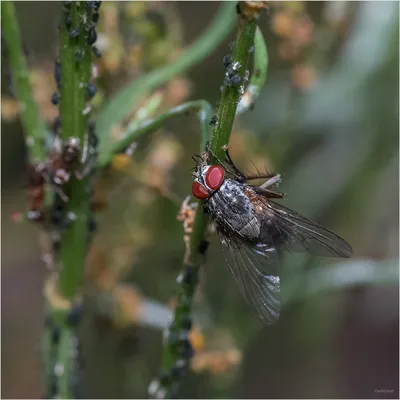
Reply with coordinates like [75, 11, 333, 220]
[223, 147, 247, 182]
[224, 146, 279, 185]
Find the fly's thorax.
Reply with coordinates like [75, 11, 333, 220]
[206, 179, 261, 240]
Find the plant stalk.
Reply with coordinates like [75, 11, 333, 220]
[153, 3, 266, 398]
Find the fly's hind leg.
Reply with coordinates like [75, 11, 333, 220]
[253, 184, 284, 199]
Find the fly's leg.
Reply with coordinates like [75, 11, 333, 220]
[253, 185, 284, 199]
[225, 146, 281, 185]
[223, 147, 247, 182]
[205, 143, 247, 181]
[251, 173, 283, 199]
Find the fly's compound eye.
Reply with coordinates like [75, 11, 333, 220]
[192, 181, 210, 200]
[205, 165, 224, 191]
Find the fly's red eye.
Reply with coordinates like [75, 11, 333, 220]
[192, 181, 210, 199]
[205, 165, 224, 190]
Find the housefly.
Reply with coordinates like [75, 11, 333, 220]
[191, 146, 353, 324]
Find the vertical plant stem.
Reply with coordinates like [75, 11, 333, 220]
[1, 1, 47, 163]
[44, 2, 100, 398]
[58, 1, 93, 298]
[210, 2, 261, 161]
[153, 3, 266, 398]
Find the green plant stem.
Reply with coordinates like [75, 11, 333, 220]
[2, 1, 47, 163]
[210, 8, 259, 161]
[44, 3, 99, 398]
[97, 100, 214, 168]
[156, 4, 264, 398]
[96, 1, 236, 155]
[58, 2, 93, 299]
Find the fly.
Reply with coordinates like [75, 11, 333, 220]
[191, 145, 353, 324]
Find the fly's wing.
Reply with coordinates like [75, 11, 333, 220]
[218, 233, 281, 324]
[263, 201, 354, 258]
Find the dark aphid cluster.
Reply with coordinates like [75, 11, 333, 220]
[209, 115, 218, 127]
[86, 82, 96, 99]
[149, 259, 201, 397]
[44, 302, 84, 398]
[85, 1, 102, 58]
[222, 54, 232, 68]
[223, 58, 242, 89]
[149, 327, 193, 398]
[87, 27, 97, 46]
[54, 58, 62, 89]
[44, 316, 62, 398]
[177, 265, 198, 286]
[51, 91, 61, 106]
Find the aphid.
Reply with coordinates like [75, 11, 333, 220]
[198, 239, 209, 255]
[179, 314, 192, 330]
[51, 326, 61, 344]
[177, 265, 197, 285]
[54, 58, 62, 86]
[66, 303, 83, 326]
[177, 339, 194, 359]
[88, 217, 97, 233]
[87, 0, 101, 11]
[171, 364, 186, 378]
[192, 145, 353, 324]
[87, 28, 97, 46]
[88, 121, 98, 148]
[87, 82, 97, 98]
[230, 74, 241, 86]
[51, 92, 61, 105]
[209, 115, 218, 127]
[92, 46, 101, 58]
[74, 49, 83, 63]
[69, 28, 80, 39]
[64, 13, 72, 28]
[223, 54, 232, 68]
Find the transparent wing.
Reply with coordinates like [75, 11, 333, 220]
[218, 233, 281, 324]
[263, 201, 354, 258]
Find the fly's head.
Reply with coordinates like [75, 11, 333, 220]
[191, 155, 225, 200]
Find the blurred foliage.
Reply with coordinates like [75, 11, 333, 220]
[1, 1, 399, 399]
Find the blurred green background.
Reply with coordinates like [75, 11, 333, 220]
[1, 1, 399, 399]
